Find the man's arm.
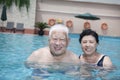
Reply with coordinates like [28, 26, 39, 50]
[24, 50, 40, 68]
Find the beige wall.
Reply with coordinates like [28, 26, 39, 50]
[67, 0, 120, 5]
[36, 0, 120, 37]
[0, 0, 36, 30]
[0, 0, 119, 36]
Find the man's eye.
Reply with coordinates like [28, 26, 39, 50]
[53, 38, 57, 40]
[60, 39, 66, 41]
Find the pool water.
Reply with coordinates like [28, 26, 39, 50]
[0, 33, 120, 80]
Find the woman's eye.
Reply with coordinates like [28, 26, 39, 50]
[82, 41, 87, 43]
[90, 41, 94, 43]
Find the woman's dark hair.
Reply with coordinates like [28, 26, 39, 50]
[79, 29, 99, 43]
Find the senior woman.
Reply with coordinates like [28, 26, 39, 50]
[79, 29, 112, 69]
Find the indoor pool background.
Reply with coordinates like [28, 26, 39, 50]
[0, 33, 120, 80]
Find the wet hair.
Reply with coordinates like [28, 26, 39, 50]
[79, 29, 99, 43]
[49, 24, 69, 38]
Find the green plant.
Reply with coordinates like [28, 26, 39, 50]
[35, 22, 48, 30]
[0, 0, 30, 12]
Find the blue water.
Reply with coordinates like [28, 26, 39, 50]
[0, 33, 120, 80]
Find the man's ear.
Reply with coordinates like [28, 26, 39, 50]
[48, 38, 50, 41]
[67, 38, 70, 46]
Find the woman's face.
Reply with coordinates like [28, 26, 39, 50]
[81, 35, 98, 56]
[49, 31, 69, 56]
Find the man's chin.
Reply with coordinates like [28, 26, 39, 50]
[54, 52, 64, 56]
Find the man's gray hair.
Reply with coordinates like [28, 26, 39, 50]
[49, 24, 69, 37]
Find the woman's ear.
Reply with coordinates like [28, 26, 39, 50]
[96, 43, 99, 46]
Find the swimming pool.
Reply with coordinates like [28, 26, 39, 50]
[0, 33, 120, 80]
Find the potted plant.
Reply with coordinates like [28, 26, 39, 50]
[35, 22, 48, 35]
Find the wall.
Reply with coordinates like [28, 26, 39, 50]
[0, 0, 36, 34]
[36, 0, 120, 37]
[67, 0, 120, 5]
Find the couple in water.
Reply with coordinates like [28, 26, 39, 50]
[25, 24, 113, 79]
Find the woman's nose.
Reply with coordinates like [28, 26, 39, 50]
[86, 42, 90, 46]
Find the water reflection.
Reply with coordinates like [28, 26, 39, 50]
[25, 62, 118, 80]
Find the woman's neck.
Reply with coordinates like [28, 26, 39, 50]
[83, 52, 100, 63]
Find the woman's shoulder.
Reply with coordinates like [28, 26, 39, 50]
[102, 54, 112, 68]
[103, 55, 112, 62]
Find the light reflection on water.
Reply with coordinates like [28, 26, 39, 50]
[0, 33, 120, 80]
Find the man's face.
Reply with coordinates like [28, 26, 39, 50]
[49, 31, 69, 56]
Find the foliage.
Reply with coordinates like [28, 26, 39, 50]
[0, 0, 30, 12]
[35, 22, 48, 30]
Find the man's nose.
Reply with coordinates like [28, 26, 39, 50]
[55, 39, 61, 44]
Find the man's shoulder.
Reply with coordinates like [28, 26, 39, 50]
[26, 47, 50, 61]
[67, 50, 77, 55]
[67, 50, 79, 59]
[66, 50, 79, 63]
[32, 47, 49, 55]
[35, 47, 49, 51]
